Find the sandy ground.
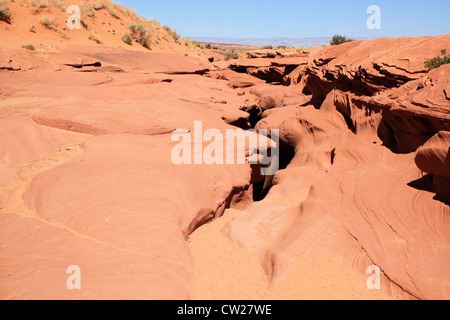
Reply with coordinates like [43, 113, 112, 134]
[188, 209, 394, 300]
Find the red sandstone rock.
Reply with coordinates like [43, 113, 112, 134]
[415, 131, 450, 202]
[225, 35, 450, 300]
[1, 9, 449, 300]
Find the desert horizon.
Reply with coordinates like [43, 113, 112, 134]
[0, 0, 449, 304]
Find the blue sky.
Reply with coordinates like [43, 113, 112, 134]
[116, 0, 450, 39]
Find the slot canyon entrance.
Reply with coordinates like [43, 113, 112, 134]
[186, 80, 392, 300]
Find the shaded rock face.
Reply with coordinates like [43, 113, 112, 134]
[230, 36, 450, 153]
[415, 131, 450, 204]
[219, 35, 450, 300]
[0, 35, 449, 300]
[300, 37, 450, 153]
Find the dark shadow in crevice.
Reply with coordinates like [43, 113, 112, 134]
[253, 179, 270, 202]
[407, 174, 450, 206]
[408, 174, 435, 192]
[278, 139, 296, 171]
[377, 113, 438, 154]
[226, 117, 251, 130]
[248, 107, 263, 129]
[330, 148, 337, 165]
[252, 139, 296, 202]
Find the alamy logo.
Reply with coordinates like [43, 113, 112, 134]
[66, 5, 81, 30]
[367, 5, 381, 30]
[366, 265, 382, 290]
[66, 265, 81, 290]
[171, 121, 280, 176]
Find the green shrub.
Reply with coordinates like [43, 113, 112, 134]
[262, 45, 273, 49]
[30, 1, 49, 15]
[22, 44, 36, 50]
[424, 49, 450, 70]
[92, 0, 120, 19]
[122, 33, 133, 45]
[184, 39, 200, 50]
[80, 19, 88, 30]
[53, 0, 67, 12]
[163, 25, 180, 42]
[0, 3, 11, 24]
[80, 3, 96, 17]
[128, 24, 146, 39]
[224, 51, 239, 61]
[40, 17, 54, 30]
[128, 24, 151, 49]
[88, 32, 102, 44]
[330, 34, 353, 46]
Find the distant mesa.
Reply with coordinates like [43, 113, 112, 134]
[190, 36, 368, 48]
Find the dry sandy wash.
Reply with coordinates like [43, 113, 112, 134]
[1, 1, 450, 300]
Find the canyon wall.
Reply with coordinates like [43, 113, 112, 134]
[223, 35, 450, 300]
[0, 34, 449, 299]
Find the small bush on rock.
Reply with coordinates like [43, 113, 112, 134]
[122, 33, 133, 45]
[0, 2, 11, 24]
[425, 49, 450, 70]
[128, 24, 151, 49]
[330, 34, 353, 46]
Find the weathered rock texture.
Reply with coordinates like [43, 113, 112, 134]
[1, 33, 449, 300]
[224, 35, 450, 300]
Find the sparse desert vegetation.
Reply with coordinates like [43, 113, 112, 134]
[184, 39, 201, 50]
[425, 49, 450, 70]
[88, 31, 102, 44]
[59, 31, 69, 39]
[0, 0, 449, 303]
[121, 33, 133, 45]
[1, 0, 209, 56]
[127, 23, 151, 49]
[330, 34, 353, 45]
[29, 0, 49, 14]
[40, 16, 54, 30]
[224, 50, 239, 61]
[22, 43, 36, 50]
[80, 0, 140, 21]
[93, 0, 120, 19]
[28, 0, 65, 14]
[0, 0, 11, 24]
[164, 25, 180, 42]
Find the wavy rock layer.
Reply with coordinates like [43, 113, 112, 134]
[225, 35, 450, 300]
[1, 35, 449, 300]
[0, 48, 261, 299]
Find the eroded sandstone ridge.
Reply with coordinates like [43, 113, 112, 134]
[0, 34, 449, 300]
[221, 35, 450, 300]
